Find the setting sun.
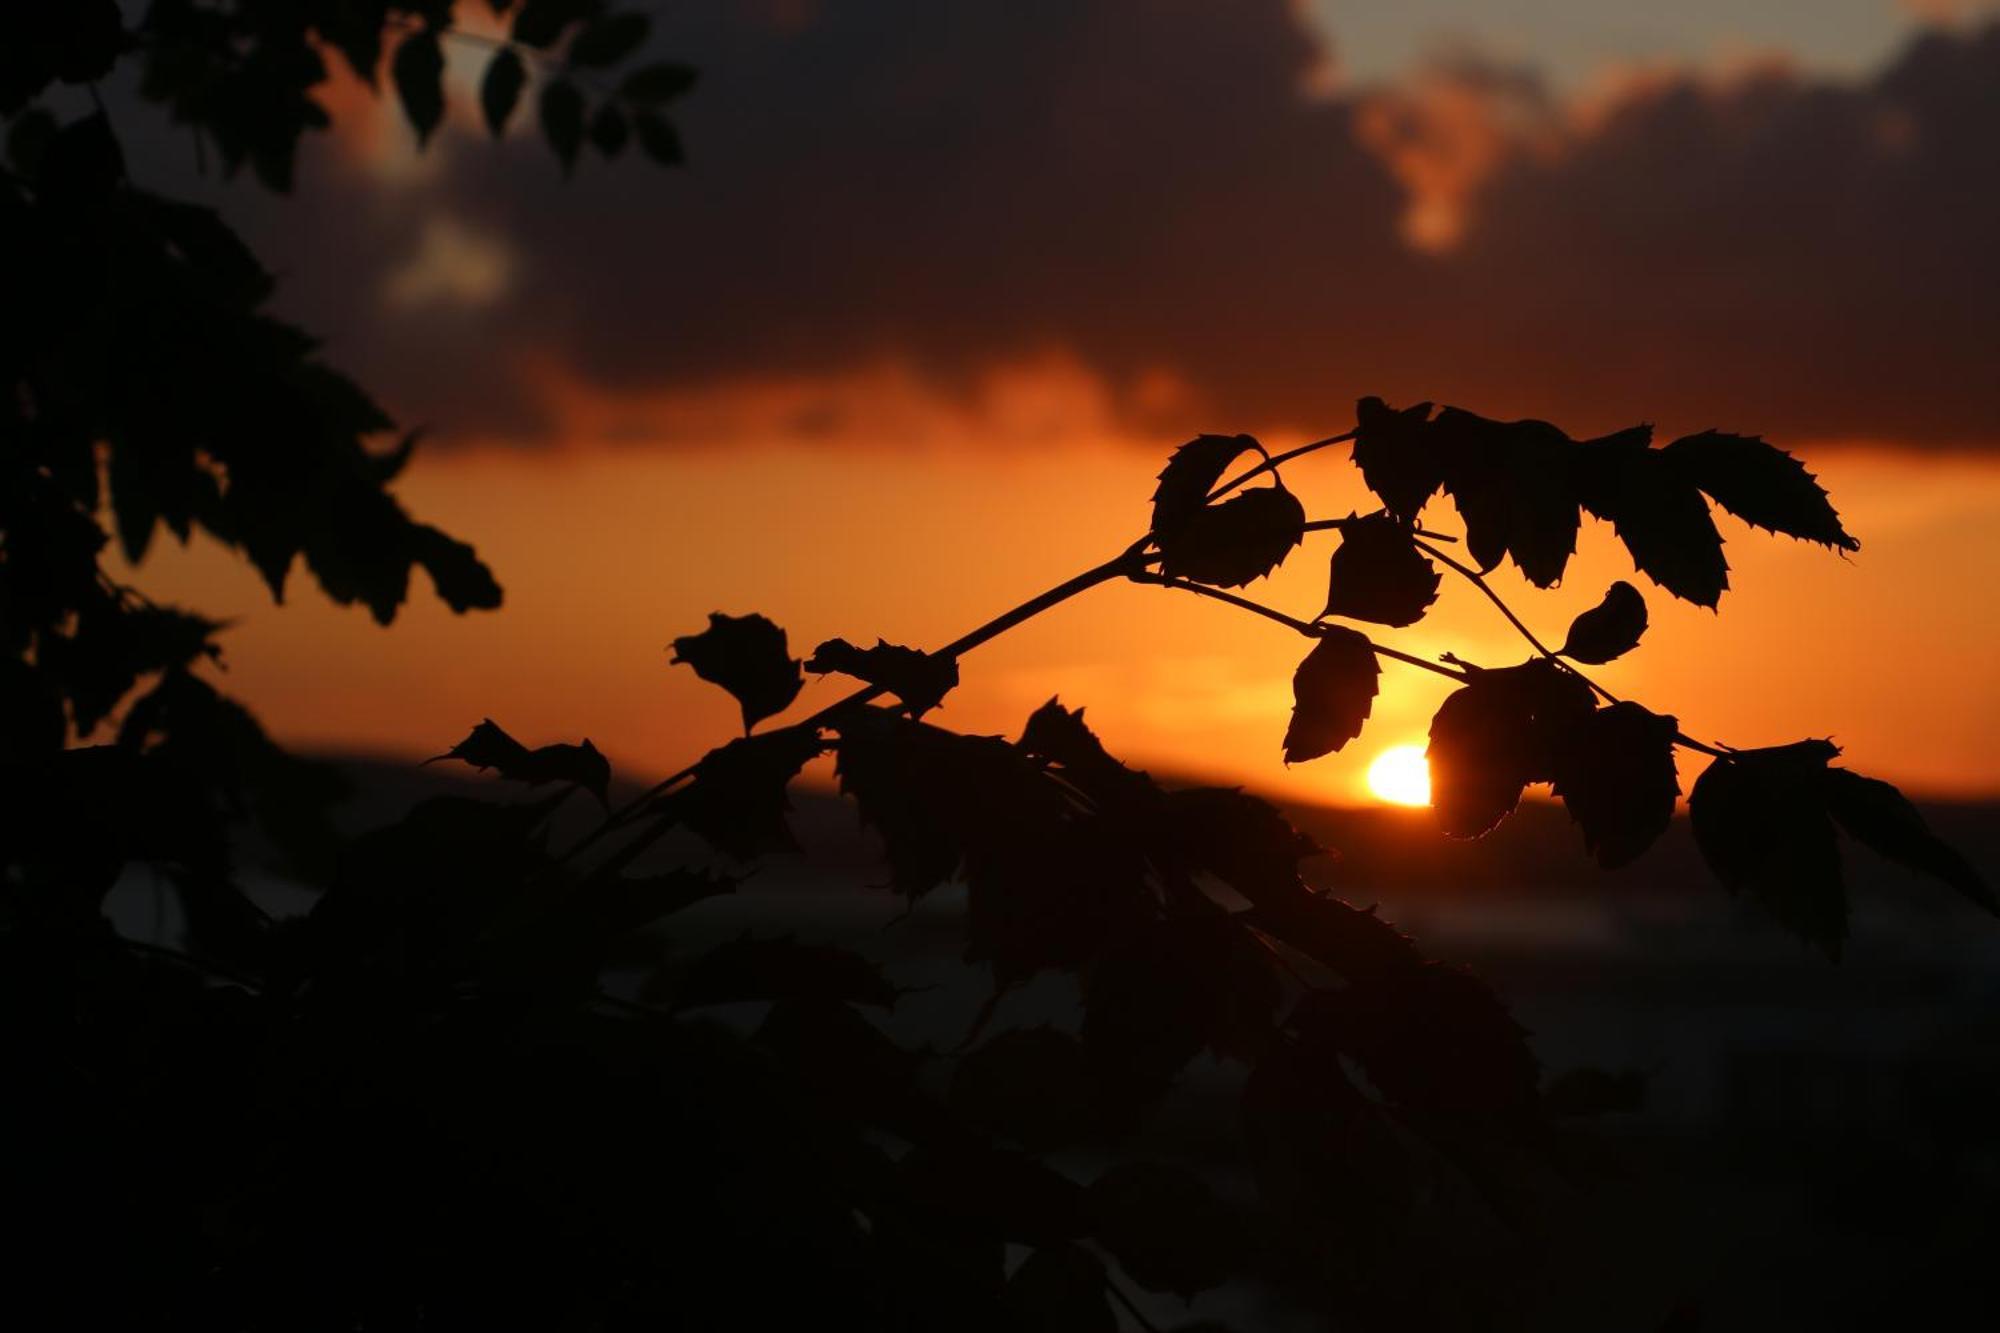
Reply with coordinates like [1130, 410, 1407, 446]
[1366, 745, 1432, 807]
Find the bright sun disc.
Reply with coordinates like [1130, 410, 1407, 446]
[1366, 745, 1431, 807]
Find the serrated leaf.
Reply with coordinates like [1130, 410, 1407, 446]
[1823, 769, 1993, 913]
[1558, 581, 1647, 664]
[1155, 484, 1304, 588]
[391, 29, 446, 147]
[427, 717, 612, 805]
[1663, 430, 1858, 551]
[1282, 627, 1379, 763]
[539, 77, 586, 173]
[567, 12, 649, 67]
[1321, 513, 1440, 627]
[806, 637, 957, 716]
[1428, 660, 1595, 838]
[1351, 396, 1440, 522]
[1577, 432, 1729, 607]
[1551, 701, 1680, 868]
[1150, 433, 1261, 532]
[632, 109, 684, 165]
[621, 62, 698, 103]
[669, 611, 804, 730]
[480, 47, 527, 136]
[1433, 407, 1582, 587]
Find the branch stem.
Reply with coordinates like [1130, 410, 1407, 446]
[1208, 430, 1355, 501]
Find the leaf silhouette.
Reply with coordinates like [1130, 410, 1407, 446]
[540, 78, 586, 174]
[1083, 1161, 1242, 1299]
[1155, 486, 1305, 588]
[1163, 786, 1327, 909]
[1282, 627, 1380, 762]
[1558, 581, 1647, 664]
[1321, 513, 1440, 627]
[807, 637, 958, 716]
[1351, 396, 1440, 522]
[1433, 408, 1581, 587]
[588, 103, 629, 157]
[1151, 433, 1262, 531]
[391, 30, 445, 147]
[1688, 742, 1847, 956]
[1427, 660, 1595, 838]
[427, 718, 612, 806]
[670, 611, 804, 730]
[632, 110, 684, 165]
[1576, 430, 1730, 606]
[480, 47, 527, 137]
[1823, 769, 1994, 914]
[672, 725, 821, 859]
[1551, 702, 1680, 868]
[1662, 430, 1858, 551]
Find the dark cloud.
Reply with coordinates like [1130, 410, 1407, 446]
[132, 3, 2000, 448]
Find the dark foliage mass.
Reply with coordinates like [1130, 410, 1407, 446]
[1, 6, 1991, 1332]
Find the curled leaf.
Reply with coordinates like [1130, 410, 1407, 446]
[806, 637, 958, 716]
[1151, 433, 1262, 532]
[1558, 581, 1647, 664]
[669, 611, 804, 730]
[480, 47, 527, 136]
[1321, 513, 1440, 627]
[428, 718, 611, 806]
[1283, 627, 1379, 763]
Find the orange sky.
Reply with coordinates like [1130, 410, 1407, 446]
[100, 5, 2000, 809]
[118, 417, 2000, 807]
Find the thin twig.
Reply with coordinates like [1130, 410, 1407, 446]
[1134, 573, 1469, 683]
[1304, 516, 1457, 543]
[1208, 430, 1356, 501]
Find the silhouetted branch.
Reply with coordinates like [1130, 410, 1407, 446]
[1208, 429, 1356, 501]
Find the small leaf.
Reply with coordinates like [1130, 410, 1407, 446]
[539, 78, 586, 173]
[621, 62, 698, 103]
[1688, 743, 1846, 956]
[391, 29, 446, 147]
[587, 101, 628, 156]
[1551, 702, 1680, 868]
[1155, 484, 1305, 588]
[1663, 430, 1858, 551]
[567, 12, 650, 67]
[1559, 581, 1647, 664]
[480, 47, 527, 137]
[427, 718, 612, 805]
[669, 611, 804, 730]
[806, 637, 957, 716]
[1321, 513, 1440, 627]
[632, 110, 684, 165]
[1351, 396, 1441, 522]
[1151, 433, 1261, 533]
[1283, 627, 1379, 763]
[1823, 769, 1994, 914]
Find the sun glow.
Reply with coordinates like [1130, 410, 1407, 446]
[1366, 745, 1432, 807]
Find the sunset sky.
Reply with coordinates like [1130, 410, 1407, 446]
[111, 0, 2000, 807]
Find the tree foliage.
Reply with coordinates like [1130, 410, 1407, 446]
[1, 7, 1991, 1332]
